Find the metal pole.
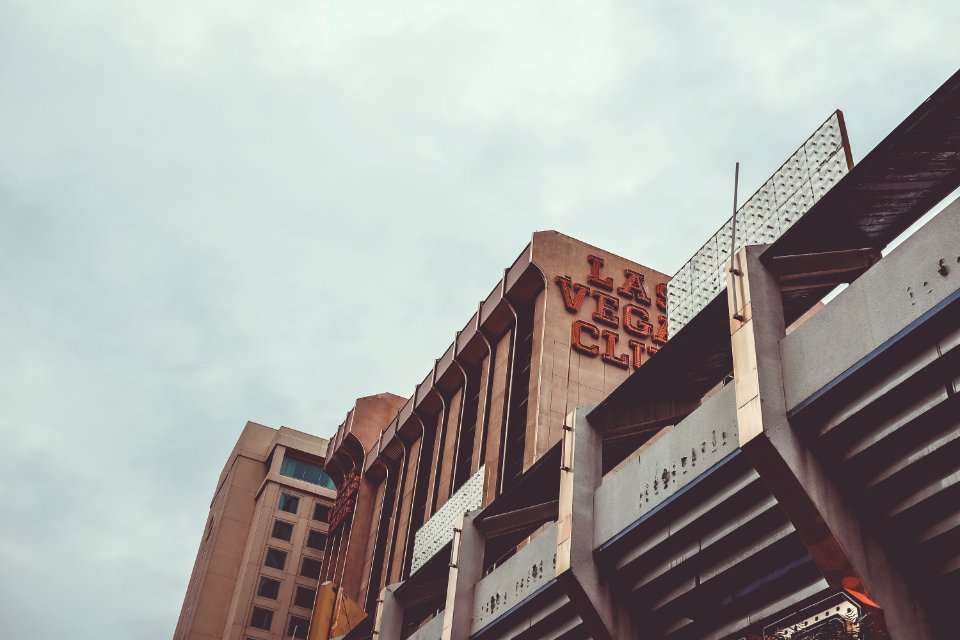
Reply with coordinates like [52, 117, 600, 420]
[730, 162, 744, 321]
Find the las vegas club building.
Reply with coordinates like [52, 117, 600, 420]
[176, 68, 960, 640]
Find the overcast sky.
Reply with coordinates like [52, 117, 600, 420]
[1, 2, 958, 638]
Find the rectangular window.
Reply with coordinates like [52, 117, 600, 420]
[257, 576, 281, 600]
[300, 557, 322, 579]
[250, 607, 273, 630]
[312, 503, 330, 522]
[264, 547, 287, 570]
[293, 586, 316, 609]
[280, 455, 337, 489]
[278, 493, 300, 514]
[272, 519, 294, 542]
[287, 615, 311, 639]
[306, 530, 327, 550]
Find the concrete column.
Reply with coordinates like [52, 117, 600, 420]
[728, 244, 936, 640]
[441, 509, 483, 640]
[371, 584, 403, 640]
[556, 404, 637, 640]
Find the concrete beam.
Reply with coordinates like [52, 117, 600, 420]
[728, 244, 937, 640]
[476, 501, 559, 538]
[769, 247, 881, 292]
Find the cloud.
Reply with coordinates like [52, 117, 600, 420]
[1, 1, 958, 638]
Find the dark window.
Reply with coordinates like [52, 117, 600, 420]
[278, 493, 300, 514]
[287, 615, 310, 638]
[300, 557, 322, 579]
[293, 586, 316, 609]
[250, 607, 273, 630]
[312, 503, 330, 522]
[280, 455, 336, 489]
[264, 547, 287, 570]
[306, 530, 327, 550]
[272, 519, 294, 541]
[257, 576, 281, 600]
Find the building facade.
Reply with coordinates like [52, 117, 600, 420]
[174, 423, 338, 640]
[318, 232, 670, 636]
[348, 70, 960, 640]
[175, 68, 960, 640]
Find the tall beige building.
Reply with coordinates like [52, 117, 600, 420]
[174, 422, 338, 640]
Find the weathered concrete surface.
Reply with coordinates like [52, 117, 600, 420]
[594, 383, 737, 547]
[781, 197, 960, 410]
[556, 405, 635, 640]
[730, 244, 938, 640]
[443, 509, 483, 640]
[470, 522, 556, 634]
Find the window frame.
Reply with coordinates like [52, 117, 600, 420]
[256, 575, 281, 600]
[299, 556, 322, 580]
[286, 614, 311, 639]
[249, 606, 274, 631]
[292, 585, 317, 610]
[312, 502, 330, 522]
[306, 529, 327, 551]
[277, 493, 300, 514]
[271, 519, 295, 542]
[264, 547, 288, 571]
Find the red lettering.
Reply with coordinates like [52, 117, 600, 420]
[555, 275, 590, 312]
[648, 314, 668, 355]
[617, 269, 651, 306]
[655, 282, 668, 312]
[587, 254, 613, 291]
[591, 291, 620, 328]
[628, 339, 645, 369]
[622, 303, 652, 338]
[571, 320, 600, 356]
[601, 330, 629, 368]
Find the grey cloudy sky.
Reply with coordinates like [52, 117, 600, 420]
[1, 1, 958, 638]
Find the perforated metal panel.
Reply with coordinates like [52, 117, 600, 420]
[668, 112, 851, 337]
[410, 465, 485, 574]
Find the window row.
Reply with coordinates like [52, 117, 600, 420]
[264, 547, 324, 579]
[279, 454, 337, 490]
[255, 577, 316, 609]
[270, 518, 327, 549]
[249, 607, 310, 638]
[277, 492, 331, 522]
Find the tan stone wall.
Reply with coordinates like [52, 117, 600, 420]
[173, 423, 334, 640]
[528, 231, 669, 472]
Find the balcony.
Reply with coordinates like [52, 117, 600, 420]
[470, 522, 558, 635]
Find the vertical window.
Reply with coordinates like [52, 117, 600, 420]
[503, 300, 535, 487]
[272, 519, 294, 542]
[312, 503, 330, 522]
[300, 557, 322, 579]
[264, 548, 288, 570]
[306, 530, 327, 550]
[278, 493, 300, 514]
[250, 607, 273, 630]
[293, 586, 316, 609]
[256, 576, 281, 600]
[287, 615, 310, 638]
